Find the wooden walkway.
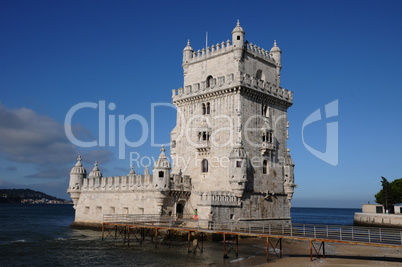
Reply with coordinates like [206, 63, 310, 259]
[101, 214, 402, 261]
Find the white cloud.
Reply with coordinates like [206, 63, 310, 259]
[0, 103, 114, 180]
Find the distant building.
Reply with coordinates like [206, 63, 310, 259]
[68, 21, 296, 227]
[354, 203, 402, 227]
[394, 203, 402, 214]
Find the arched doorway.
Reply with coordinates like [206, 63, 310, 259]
[176, 203, 184, 218]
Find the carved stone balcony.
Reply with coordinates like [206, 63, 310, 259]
[195, 140, 210, 153]
[261, 142, 275, 155]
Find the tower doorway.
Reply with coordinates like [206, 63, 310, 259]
[176, 203, 184, 218]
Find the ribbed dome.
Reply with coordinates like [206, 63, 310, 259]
[229, 144, 247, 159]
[88, 161, 102, 178]
[232, 20, 245, 34]
[153, 146, 171, 169]
[128, 165, 135, 175]
[270, 40, 281, 53]
[183, 39, 193, 51]
[70, 155, 87, 175]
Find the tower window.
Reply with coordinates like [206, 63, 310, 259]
[263, 160, 268, 174]
[206, 75, 213, 88]
[159, 171, 164, 178]
[262, 132, 273, 143]
[199, 131, 210, 141]
[202, 159, 208, 173]
[202, 103, 206, 115]
[236, 161, 242, 168]
[262, 105, 267, 116]
[206, 102, 210, 114]
[237, 36, 240, 40]
[256, 69, 265, 81]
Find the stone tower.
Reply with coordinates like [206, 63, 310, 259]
[67, 155, 86, 209]
[170, 21, 296, 221]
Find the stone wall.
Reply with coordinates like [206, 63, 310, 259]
[354, 213, 402, 228]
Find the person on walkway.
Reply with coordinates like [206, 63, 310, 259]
[194, 209, 198, 220]
[208, 211, 213, 229]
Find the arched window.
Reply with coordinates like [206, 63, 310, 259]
[202, 159, 208, 173]
[206, 75, 213, 88]
[206, 102, 210, 114]
[159, 171, 164, 178]
[202, 103, 206, 115]
[262, 160, 268, 174]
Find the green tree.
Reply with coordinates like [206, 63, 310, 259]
[375, 177, 402, 210]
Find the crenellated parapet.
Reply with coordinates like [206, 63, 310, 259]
[183, 40, 234, 66]
[172, 73, 293, 104]
[244, 42, 276, 63]
[81, 174, 154, 192]
[197, 191, 241, 207]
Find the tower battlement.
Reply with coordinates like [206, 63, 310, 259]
[172, 72, 293, 104]
[183, 40, 276, 64]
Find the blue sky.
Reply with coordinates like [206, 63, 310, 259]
[0, 0, 401, 208]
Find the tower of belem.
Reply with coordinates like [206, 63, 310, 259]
[68, 21, 296, 226]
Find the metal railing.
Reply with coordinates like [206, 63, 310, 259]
[102, 214, 402, 246]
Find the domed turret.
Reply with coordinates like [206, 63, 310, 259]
[68, 155, 87, 209]
[270, 40, 282, 65]
[232, 20, 245, 61]
[88, 161, 102, 178]
[229, 142, 248, 197]
[128, 165, 135, 176]
[183, 39, 194, 64]
[153, 145, 171, 190]
[70, 155, 87, 176]
[232, 20, 245, 46]
[283, 149, 296, 207]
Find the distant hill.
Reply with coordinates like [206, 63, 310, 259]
[0, 189, 65, 203]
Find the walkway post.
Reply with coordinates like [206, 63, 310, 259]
[187, 231, 190, 253]
[155, 228, 158, 248]
[102, 223, 104, 241]
[223, 233, 226, 258]
[322, 241, 325, 259]
[127, 227, 130, 246]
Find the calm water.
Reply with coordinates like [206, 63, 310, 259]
[0, 204, 361, 266]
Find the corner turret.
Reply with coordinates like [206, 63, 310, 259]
[128, 165, 135, 176]
[270, 40, 281, 65]
[153, 145, 171, 191]
[229, 142, 248, 197]
[283, 149, 296, 207]
[88, 161, 102, 178]
[270, 40, 282, 86]
[67, 155, 87, 209]
[183, 39, 194, 64]
[232, 20, 245, 61]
